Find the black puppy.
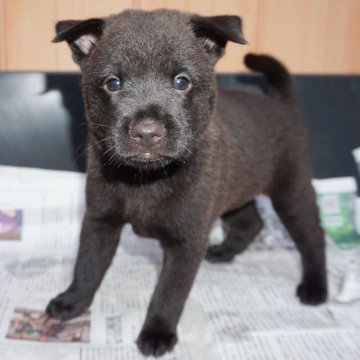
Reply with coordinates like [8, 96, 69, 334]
[46, 9, 327, 357]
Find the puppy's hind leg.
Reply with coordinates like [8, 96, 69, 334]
[270, 177, 328, 305]
[206, 200, 263, 263]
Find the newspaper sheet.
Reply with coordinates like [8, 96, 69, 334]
[0, 165, 359, 359]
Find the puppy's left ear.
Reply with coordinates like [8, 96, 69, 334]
[190, 15, 247, 64]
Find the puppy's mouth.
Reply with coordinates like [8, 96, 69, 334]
[121, 136, 175, 167]
[135, 151, 162, 161]
[102, 139, 178, 169]
[121, 150, 176, 166]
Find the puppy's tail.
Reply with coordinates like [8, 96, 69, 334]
[244, 53, 294, 101]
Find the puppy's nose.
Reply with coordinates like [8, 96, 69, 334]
[131, 121, 165, 147]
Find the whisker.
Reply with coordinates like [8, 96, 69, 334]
[72, 143, 88, 167]
[90, 123, 112, 129]
[94, 137, 113, 145]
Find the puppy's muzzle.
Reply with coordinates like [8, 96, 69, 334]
[130, 120, 165, 147]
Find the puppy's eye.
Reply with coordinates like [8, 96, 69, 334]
[104, 77, 122, 92]
[172, 75, 191, 91]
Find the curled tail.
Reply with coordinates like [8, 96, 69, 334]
[244, 53, 293, 100]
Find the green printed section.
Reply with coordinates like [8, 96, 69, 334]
[317, 192, 360, 249]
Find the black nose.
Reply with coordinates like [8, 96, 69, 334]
[131, 120, 165, 147]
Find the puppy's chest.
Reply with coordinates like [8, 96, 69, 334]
[119, 185, 172, 227]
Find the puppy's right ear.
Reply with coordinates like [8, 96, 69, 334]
[53, 18, 104, 65]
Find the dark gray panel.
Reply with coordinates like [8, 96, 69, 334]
[0, 72, 86, 172]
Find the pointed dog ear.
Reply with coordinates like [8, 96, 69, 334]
[190, 15, 247, 64]
[53, 18, 104, 65]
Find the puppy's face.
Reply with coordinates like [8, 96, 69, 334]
[54, 10, 246, 170]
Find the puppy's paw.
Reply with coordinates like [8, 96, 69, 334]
[136, 316, 177, 357]
[205, 244, 235, 263]
[46, 292, 90, 320]
[296, 281, 328, 305]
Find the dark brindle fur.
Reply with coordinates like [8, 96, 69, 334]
[46, 9, 327, 357]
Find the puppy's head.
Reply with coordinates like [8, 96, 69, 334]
[54, 9, 246, 170]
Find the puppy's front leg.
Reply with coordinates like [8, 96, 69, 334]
[46, 211, 123, 320]
[137, 239, 207, 357]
